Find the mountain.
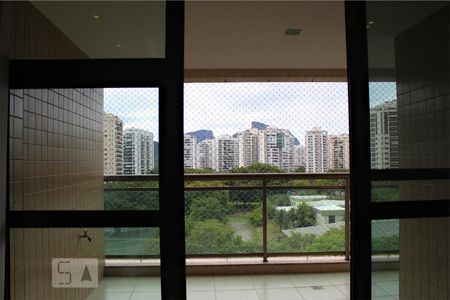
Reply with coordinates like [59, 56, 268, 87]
[186, 129, 215, 143]
[252, 121, 300, 145]
[251, 121, 268, 130]
[187, 123, 301, 146]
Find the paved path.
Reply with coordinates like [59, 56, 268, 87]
[228, 221, 253, 241]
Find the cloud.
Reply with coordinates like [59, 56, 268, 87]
[102, 82, 397, 145]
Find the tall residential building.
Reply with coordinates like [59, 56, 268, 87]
[370, 100, 398, 169]
[293, 144, 306, 169]
[305, 127, 328, 173]
[258, 127, 294, 171]
[327, 134, 350, 170]
[103, 113, 124, 175]
[184, 134, 197, 169]
[195, 139, 217, 170]
[123, 128, 154, 175]
[237, 128, 259, 167]
[215, 135, 238, 172]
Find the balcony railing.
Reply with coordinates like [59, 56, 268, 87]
[104, 173, 352, 262]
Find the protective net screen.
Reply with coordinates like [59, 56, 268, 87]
[184, 82, 349, 173]
[183, 82, 349, 256]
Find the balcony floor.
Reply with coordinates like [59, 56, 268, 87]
[86, 271, 399, 300]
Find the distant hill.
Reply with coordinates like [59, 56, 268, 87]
[252, 121, 300, 145]
[186, 129, 215, 143]
[251, 121, 268, 130]
[187, 122, 301, 145]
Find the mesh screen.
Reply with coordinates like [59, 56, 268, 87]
[101, 82, 351, 256]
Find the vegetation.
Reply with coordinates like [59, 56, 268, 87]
[104, 163, 398, 256]
[272, 203, 315, 230]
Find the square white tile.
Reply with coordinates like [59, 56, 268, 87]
[129, 291, 161, 300]
[214, 275, 255, 290]
[297, 285, 347, 300]
[256, 287, 303, 300]
[187, 276, 215, 291]
[134, 277, 161, 292]
[251, 274, 294, 289]
[216, 289, 259, 300]
[86, 292, 132, 300]
[187, 290, 216, 300]
[288, 273, 333, 288]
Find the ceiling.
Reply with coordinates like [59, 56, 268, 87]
[31, 1, 447, 71]
[32, 1, 347, 70]
[185, 1, 347, 69]
[32, 1, 166, 59]
[366, 1, 447, 69]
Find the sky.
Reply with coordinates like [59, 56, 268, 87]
[104, 82, 396, 144]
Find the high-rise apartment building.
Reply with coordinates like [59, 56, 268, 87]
[370, 100, 398, 169]
[327, 134, 350, 171]
[258, 127, 294, 171]
[123, 128, 154, 175]
[293, 144, 306, 169]
[216, 135, 238, 172]
[305, 127, 328, 173]
[237, 128, 259, 167]
[195, 139, 217, 170]
[184, 134, 197, 169]
[103, 113, 124, 175]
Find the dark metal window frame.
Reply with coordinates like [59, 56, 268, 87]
[5, 1, 186, 300]
[345, 1, 450, 299]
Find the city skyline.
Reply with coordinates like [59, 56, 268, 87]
[104, 82, 397, 144]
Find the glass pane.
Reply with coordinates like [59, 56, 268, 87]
[12, 1, 165, 59]
[367, 2, 450, 170]
[372, 218, 450, 299]
[9, 88, 159, 210]
[10, 228, 160, 300]
[372, 179, 450, 202]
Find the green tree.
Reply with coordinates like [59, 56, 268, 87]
[273, 203, 315, 230]
[372, 235, 399, 252]
[249, 206, 263, 226]
[184, 168, 215, 174]
[228, 163, 284, 209]
[305, 227, 345, 252]
[271, 232, 316, 252]
[185, 220, 243, 254]
[294, 166, 306, 173]
[188, 197, 229, 222]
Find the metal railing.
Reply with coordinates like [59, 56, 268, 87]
[104, 173, 350, 261]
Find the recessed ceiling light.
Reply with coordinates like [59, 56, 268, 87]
[116, 43, 123, 48]
[93, 15, 100, 20]
[285, 28, 302, 36]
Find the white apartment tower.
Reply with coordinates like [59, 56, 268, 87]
[195, 139, 217, 170]
[327, 134, 350, 171]
[293, 144, 306, 169]
[216, 135, 238, 172]
[103, 113, 124, 175]
[370, 100, 398, 169]
[123, 128, 154, 175]
[305, 127, 328, 173]
[237, 129, 259, 167]
[258, 127, 294, 171]
[184, 134, 197, 169]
